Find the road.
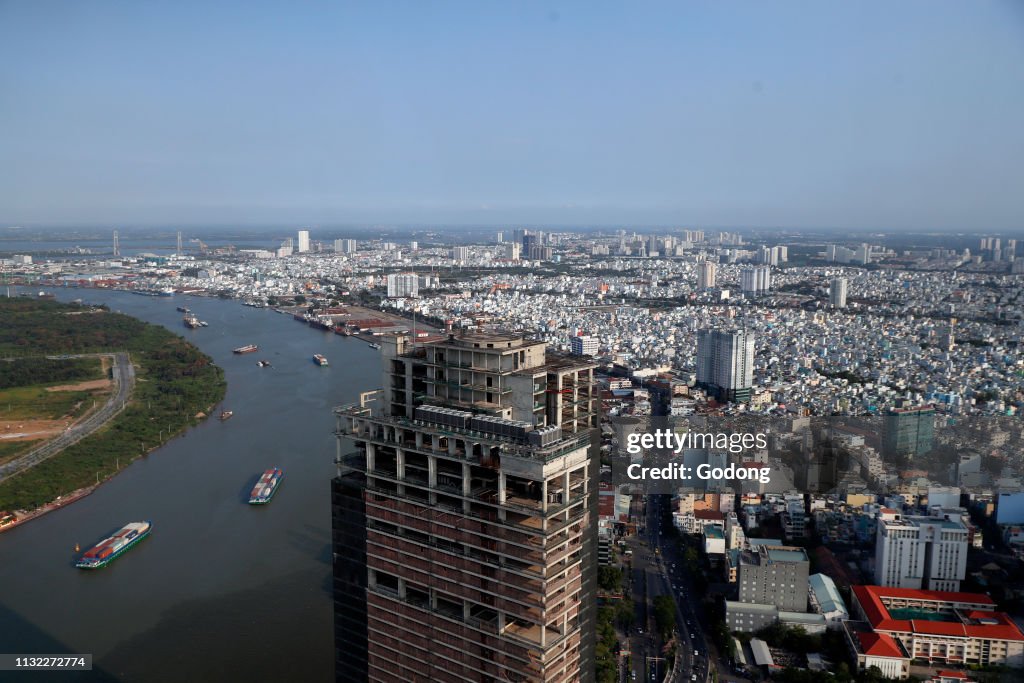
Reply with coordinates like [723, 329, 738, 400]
[621, 494, 708, 683]
[0, 352, 134, 482]
[648, 494, 752, 683]
[647, 495, 710, 683]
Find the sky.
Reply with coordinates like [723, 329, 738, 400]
[1, 1, 1023, 230]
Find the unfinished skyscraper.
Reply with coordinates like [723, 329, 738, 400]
[333, 332, 600, 682]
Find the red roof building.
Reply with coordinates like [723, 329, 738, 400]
[850, 585, 1024, 670]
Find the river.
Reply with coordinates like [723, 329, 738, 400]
[0, 289, 380, 682]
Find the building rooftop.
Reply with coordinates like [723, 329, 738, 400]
[853, 585, 1023, 642]
[704, 525, 724, 539]
[857, 632, 906, 659]
[442, 331, 542, 349]
[809, 573, 847, 615]
[766, 547, 809, 564]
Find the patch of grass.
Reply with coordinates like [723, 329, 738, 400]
[0, 386, 94, 420]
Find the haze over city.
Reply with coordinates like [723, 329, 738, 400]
[2, 1, 1023, 229]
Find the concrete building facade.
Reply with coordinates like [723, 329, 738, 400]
[332, 332, 600, 682]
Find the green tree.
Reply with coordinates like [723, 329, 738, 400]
[598, 566, 624, 593]
[653, 595, 676, 640]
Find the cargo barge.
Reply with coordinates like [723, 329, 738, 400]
[76, 521, 152, 569]
[233, 344, 259, 354]
[249, 468, 283, 505]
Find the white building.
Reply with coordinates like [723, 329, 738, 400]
[697, 260, 717, 290]
[335, 239, 357, 254]
[830, 277, 848, 308]
[874, 510, 968, 591]
[741, 265, 771, 295]
[386, 273, 419, 298]
[297, 230, 310, 253]
[570, 335, 598, 357]
[451, 246, 469, 262]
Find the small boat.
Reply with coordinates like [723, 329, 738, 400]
[233, 345, 259, 354]
[313, 354, 329, 366]
[219, 410, 233, 421]
[199, 321, 209, 327]
[368, 342, 381, 350]
[257, 360, 271, 367]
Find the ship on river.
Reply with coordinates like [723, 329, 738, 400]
[249, 468, 283, 505]
[76, 521, 152, 569]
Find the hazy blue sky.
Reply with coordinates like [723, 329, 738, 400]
[1, 1, 1022, 229]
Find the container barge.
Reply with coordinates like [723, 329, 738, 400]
[249, 468, 283, 505]
[76, 521, 152, 569]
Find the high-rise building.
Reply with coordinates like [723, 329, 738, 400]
[740, 266, 771, 295]
[696, 329, 755, 403]
[334, 239, 357, 254]
[697, 261, 717, 290]
[874, 510, 968, 591]
[297, 230, 310, 253]
[883, 403, 935, 459]
[333, 332, 600, 682]
[830, 277, 848, 308]
[386, 273, 419, 298]
[757, 245, 786, 266]
[451, 246, 470, 262]
[505, 242, 521, 261]
[570, 335, 598, 357]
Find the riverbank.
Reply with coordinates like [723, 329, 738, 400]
[0, 298, 226, 513]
